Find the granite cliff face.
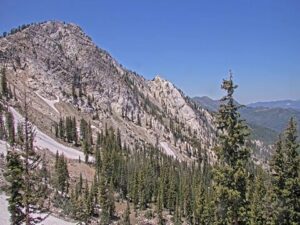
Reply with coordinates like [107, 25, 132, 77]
[0, 21, 218, 162]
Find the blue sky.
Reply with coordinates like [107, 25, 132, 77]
[1, 0, 299, 103]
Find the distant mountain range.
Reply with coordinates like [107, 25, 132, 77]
[193, 96, 300, 144]
[248, 99, 300, 111]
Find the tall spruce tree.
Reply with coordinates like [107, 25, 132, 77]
[0, 67, 8, 99]
[270, 136, 285, 224]
[250, 168, 268, 225]
[5, 150, 25, 225]
[284, 118, 300, 224]
[99, 173, 110, 225]
[213, 72, 250, 225]
[6, 111, 15, 145]
[194, 183, 209, 225]
[0, 106, 6, 140]
[53, 153, 69, 195]
[270, 118, 300, 225]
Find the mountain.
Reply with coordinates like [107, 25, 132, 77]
[193, 96, 240, 112]
[0, 21, 218, 162]
[193, 96, 220, 112]
[193, 96, 300, 144]
[248, 99, 300, 111]
[240, 106, 300, 134]
[0, 20, 280, 224]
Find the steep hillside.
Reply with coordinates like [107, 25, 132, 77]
[0, 21, 216, 162]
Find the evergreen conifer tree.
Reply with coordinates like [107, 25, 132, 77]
[250, 168, 268, 225]
[213, 72, 250, 225]
[6, 110, 15, 145]
[0, 106, 6, 140]
[54, 153, 69, 195]
[270, 118, 300, 225]
[5, 150, 25, 225]
[0, 67, 8, 99]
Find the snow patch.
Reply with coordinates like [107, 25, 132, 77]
[34, 128, 86, 160]
[0, 193, 10, 225]
[9, 107, 90, 161]
[160, 142, 176, 158]
[0, 140, 8, 156]
[35, 92, 60, 114]
[0, 193, 76, 225]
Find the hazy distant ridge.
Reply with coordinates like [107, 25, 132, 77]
[248, 99, 300, 111]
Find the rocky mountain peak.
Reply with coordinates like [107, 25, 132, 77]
[1, 21, 264, 163]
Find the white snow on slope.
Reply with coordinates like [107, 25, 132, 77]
[160, 142, 176, 158]
[0, 193, 10, 225]
[35, 92, 60, 114]
[0, 140, 8, 156]
[34, 129, 85, 160]
[0, 193, 76, 225]
[9, 107, 87, 160]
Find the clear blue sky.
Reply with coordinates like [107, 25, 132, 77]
[1, 0, 299, 104]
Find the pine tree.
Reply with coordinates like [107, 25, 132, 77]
[116, 128, 122, 149]
[108, 180, 115, 219]
[79, 173, 83, 194]
[65, 116, 72, 143]
[88, 121, 93, 145]
[83, 139, 90, 163]
[167, 171, 176, 213]
[54, 122, 59, 138]
[132, 171, 139, 210]
[5, 150, 25, 225]
[99, 174, 110, 225]
[284, 118, 300, 224]
[38, 154, 50, 206]
[72, 117, 77, 145]
[157, 179, 165, 225]
[95, 144, 102, 175]
[82, 179, 93, 223]
[88, 182, 96, 215]
[70, 188, 78, 218]
[185, 184, 193, 224]
[194, 184, 208, 225]
[270, 118, 300, 225]
[213, 72, 250, 225]
[250, 168, 268, 225]
[0, 107, 6, 140]
[58, 117, 65, 139]
[6, 110, 15, 145]
[80, 118, 88, 140]
[54, 153, 69, 195]
[138, 169, 147, 210]
[0, 67, 8, 99]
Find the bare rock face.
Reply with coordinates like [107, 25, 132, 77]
[0, 21, 222, 162]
